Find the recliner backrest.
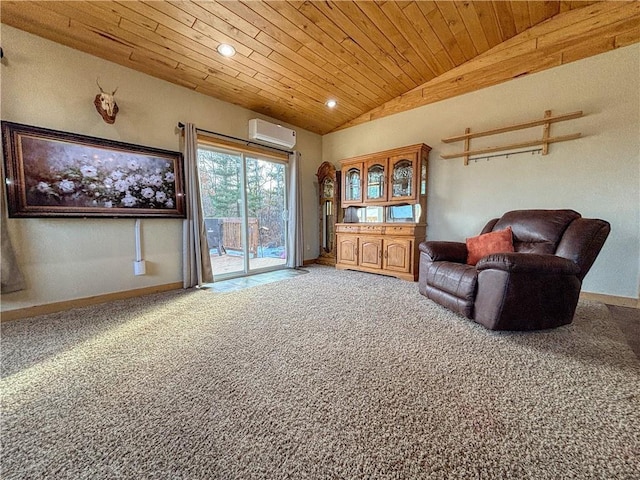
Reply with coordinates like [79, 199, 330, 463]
[555, 217, 611, 281]
[487, 209, 581, 255]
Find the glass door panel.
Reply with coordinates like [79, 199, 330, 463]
[345, 167, 361, 203]
[365, 158, 387, 202]
[246, 156, 287, 272]
[391, 158, 414, 200]
[322, 199, 334, 253]
[198, 148, 245, 277]
[198, 147, 288, 280]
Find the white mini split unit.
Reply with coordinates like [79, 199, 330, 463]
[248, 119, 296, 149]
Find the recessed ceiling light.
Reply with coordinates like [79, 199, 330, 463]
[326, 99, 337, 108]
[217, 43, 236, 57]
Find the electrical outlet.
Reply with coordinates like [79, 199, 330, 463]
[134, 260, 146, 276]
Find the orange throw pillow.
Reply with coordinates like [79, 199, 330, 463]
[466, 227, 514, 265]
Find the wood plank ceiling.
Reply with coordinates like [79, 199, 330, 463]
[1, 1, 639, 135]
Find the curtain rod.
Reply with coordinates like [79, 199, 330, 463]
[177, 122, 293, 155]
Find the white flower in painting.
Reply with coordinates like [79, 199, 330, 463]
[88, 183, 97, 190]
[59, 179, 75, 193]
[127, 159, 140, 171]
[114, 179, 129, 192]
[141, 187, 154, 199]
[148, 174, 163, 187]
[164, 172, 175, 183]
[165, 198, 174, 208]
[155, 191, 167, 203]
[104, 201, 113, 208]
[80, 165, 98, 178]
[37, 181, 51, 193]
[127, 174, 142, 186]
[112, 170, 124, 180]
[122, 194, 137, 207]
[104, 178, 113, 189]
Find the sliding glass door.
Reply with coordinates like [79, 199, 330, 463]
[197, 146, 287, 280]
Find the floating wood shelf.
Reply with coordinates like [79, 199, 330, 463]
[441, 110, 583, 165]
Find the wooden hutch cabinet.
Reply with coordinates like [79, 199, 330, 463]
[341, 144, 429, 207]
[336, 144, 430, 281]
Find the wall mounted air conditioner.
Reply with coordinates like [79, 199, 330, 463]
[248, 119, 296, 149]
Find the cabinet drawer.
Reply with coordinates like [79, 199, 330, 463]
[336, 224, 385, 235]
[360, 225, 384, 234]
[384, 225, 415, 236]
[336, 224, 360, 234]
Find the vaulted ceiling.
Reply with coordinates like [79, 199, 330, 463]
[2, 1, 639, 135]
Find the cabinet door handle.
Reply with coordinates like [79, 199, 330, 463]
[384, 251, 388, 259]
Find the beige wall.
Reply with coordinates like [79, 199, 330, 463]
[324, 44, 640, 300]
[2, 25, 638, 311]
[1, 26, 322, 312]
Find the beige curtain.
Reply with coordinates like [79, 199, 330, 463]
[182, 123, 213, 288]
[1, 176, 26, 293]
[286, 151, 304, 268]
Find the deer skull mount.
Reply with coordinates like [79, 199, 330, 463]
[94, 79, 119, 124]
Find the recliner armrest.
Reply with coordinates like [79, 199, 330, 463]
[419, 241, 468, 263]
[476, 252, 581, 275]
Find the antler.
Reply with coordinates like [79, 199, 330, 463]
[96, 78, 118, 96]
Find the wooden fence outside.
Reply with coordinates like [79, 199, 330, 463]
[205, 217, 259, 256]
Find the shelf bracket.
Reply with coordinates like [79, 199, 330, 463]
[463, 127, 470, 166]
[542, 110, 551, 155]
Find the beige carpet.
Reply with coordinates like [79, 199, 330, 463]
[2, 265, 639, 479]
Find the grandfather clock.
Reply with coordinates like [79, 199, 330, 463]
[316, 162, 342, 266]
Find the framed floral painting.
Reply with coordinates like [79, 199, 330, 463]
[1, 121, 185, 218]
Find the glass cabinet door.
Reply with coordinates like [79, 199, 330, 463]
[365, 158, 387, 202]
[390, 154, 417, 201]
[344, 166, 362, 203]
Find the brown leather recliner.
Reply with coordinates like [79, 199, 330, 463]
[418, 209, 610, 331]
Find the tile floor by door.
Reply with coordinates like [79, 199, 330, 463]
[204, 268, 308, 293]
